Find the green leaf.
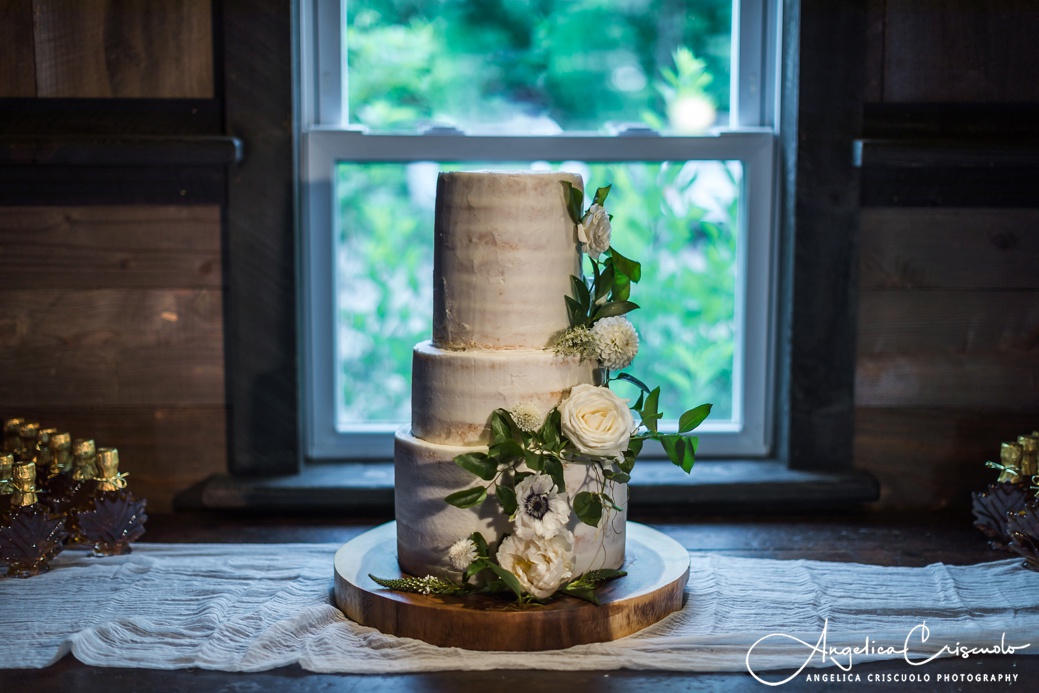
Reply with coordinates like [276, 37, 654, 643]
[470, 531, 489, 557]
[618, 450, 636, 474]
[628, 436, 644, 457]
[445, 486, 487, 508]
[543, 457, 566, 494]
[539, 409, 561, 450]
[659, 434, 698, 474]
[603, 470, 631, 484]
[641, 387, 661, 434]
[563, 585, 599, 605]
[615, 372, 652, 395]
[678, 403, 713, 433]
[594, 264, 615, 305]
[490, 410, 511, 445]
[565, 295, 586, 327]
[608, 247, 642, 283]
[611, 271, 630, 302]
[523, 451, 544, 472]
[497, 484, 518, 516]
[573, 492, 603, 528]
[591, 300, 639, 321]
[581, 568, 627, 584]
[561, 181, 584, 225]
[454, 452, 497, 481]
[570, 275, 590, 313]
[591, 184, 611, 207]
[490, 439, 525, 466]
[465, 558, 490, 582]
[487, 563, 525, 599]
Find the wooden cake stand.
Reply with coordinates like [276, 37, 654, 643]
[333, 521, 690, 651]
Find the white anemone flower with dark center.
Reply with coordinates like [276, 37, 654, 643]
[513, 473, 570, 539]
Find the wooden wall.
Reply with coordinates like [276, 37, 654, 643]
[853, 0, 1039, 507]
[0, 0, 226, 511]
[3, 0, 1035, 513]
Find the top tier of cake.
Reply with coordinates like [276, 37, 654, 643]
[432, 171, 583, 350]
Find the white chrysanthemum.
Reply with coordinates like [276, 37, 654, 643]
[592, 316, 639, 370]
[577, 204, 611, 259]
[447, 537, 478, 571]
[513, 474, 570, 539]
[496, 530, 575, 599]
[510, 402, 545, 434]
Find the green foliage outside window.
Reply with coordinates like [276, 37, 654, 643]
[335, 0, 737, 429]
[347, 0, 731, 132]
[336, 161, 738, 426]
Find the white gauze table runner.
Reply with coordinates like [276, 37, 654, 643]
[1, 542, 1037, 673]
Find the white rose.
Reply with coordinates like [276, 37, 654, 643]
[559, 383, 634, 460]
[496, 531, 575, 599]
[577, 204, 611, 259]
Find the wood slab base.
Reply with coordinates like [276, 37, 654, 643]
[333, 521, 690, 651]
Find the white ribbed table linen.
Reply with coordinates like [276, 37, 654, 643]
[1, 542, 1037, 675]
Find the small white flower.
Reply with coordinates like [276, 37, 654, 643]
[510, 402, 545, 434]
[577, 204, 611, 259]
[447, 537, 478, 571]
[496, 531, 576, 599]
[559, 383, 635, 460]
[592, 316, 639, 370]
[513, 474, 570, 538]
[554, 325, 597, 361]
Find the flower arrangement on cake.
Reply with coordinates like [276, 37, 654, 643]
[373, 178, 711, 604]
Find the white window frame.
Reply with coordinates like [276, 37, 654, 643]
[299, 0, 781, 461]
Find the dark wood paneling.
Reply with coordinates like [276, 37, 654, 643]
[860, 208, 1039, 289]
[0, 288, 223, 406]
[0, 165, 227, 205]
[32, 0, 214, 99]
[222, 0, 298, 475]
[857, 352, 1039, 409]
[0, 0, 36, 97]
[864, 0, 886, 102]
[0, 206, 222, 288]
[6, 405, 226, 512]
[882, 0, 1039, 103]
[859, 290, 1039, 353]
[0, 99, 223, 136]
[854, 407, 1039, 507]
[782, 0, 869, 471]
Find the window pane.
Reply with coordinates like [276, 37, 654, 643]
[345, 0, 732, 134]
[334, 160, 740, 430]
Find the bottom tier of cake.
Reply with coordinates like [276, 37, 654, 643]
[394, 426, 627, 580]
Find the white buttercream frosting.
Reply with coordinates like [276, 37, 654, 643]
[410, 340, 595, 445]
[432, 171, 583, 349]
[395, 427, 626, 580]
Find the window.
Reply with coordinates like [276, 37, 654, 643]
[299, 0, 781, 462]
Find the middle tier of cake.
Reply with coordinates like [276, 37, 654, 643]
[410, 340, 596, 446]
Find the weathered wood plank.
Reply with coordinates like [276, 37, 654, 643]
[0, 288, 223, 406]
[0, 206, 221, 289]
[882, 0, 1039, 102]
[0, 0, 36, 97]
[223, 0, 299, 475]
[860, 208, 1039, 289]
[858, 289, 1039, 353]
[856, 352, 1039, 409]
[32, 0, 213, 98]
[2, 405, 226, 513]
[854, 406, 1039, 508]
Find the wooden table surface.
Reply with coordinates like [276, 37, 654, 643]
[4, 507, 1036, 692]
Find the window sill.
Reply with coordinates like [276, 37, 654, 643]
[176, 461, 878, 515]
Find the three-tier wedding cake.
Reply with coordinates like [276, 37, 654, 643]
[394, 171, 628, 581]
